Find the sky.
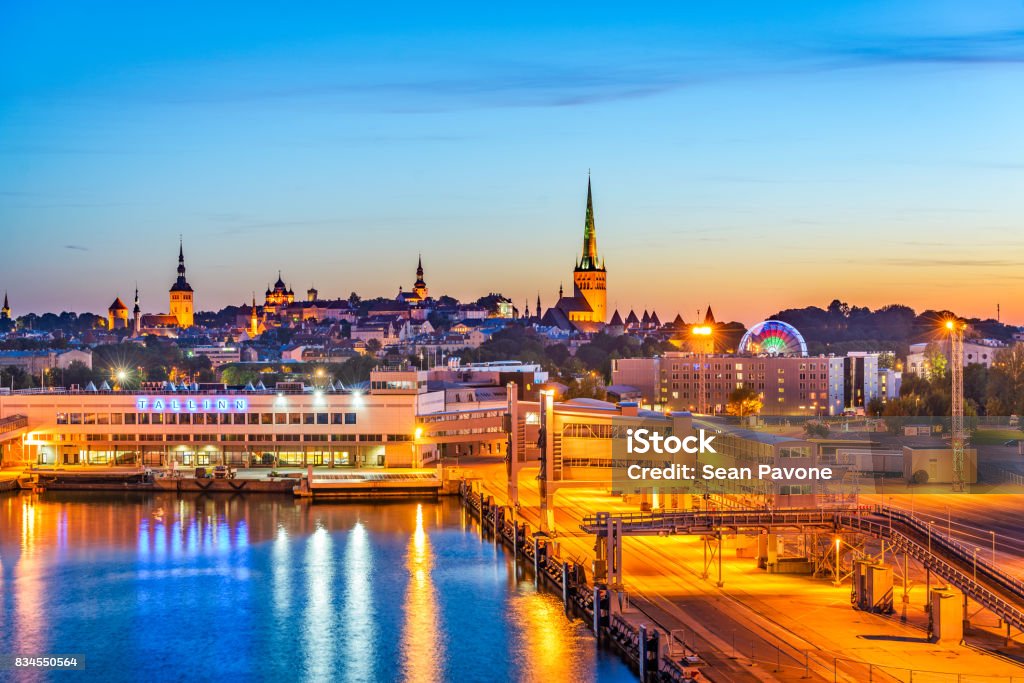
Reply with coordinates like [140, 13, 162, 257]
[2, 1, 1024, 325]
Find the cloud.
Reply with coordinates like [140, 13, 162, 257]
[64, 244, 89, 251]
[824, 29, 1024, 67]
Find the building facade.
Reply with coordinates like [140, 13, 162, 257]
[1, 369, 439, 469]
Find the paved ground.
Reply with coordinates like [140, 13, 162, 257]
[458, 456, 1024, 682]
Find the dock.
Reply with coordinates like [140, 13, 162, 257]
[295, 468, 447, 499]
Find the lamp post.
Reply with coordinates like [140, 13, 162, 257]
[833, 537, 841, 586]
[925, 520, 934, 610]
[691, 325, 712, 415]
[990, 530, 996, 566]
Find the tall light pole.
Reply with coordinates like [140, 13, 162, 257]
[692, 325, 712, 415]
[945, 319, 966, 492]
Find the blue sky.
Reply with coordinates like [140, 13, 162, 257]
[2, 1, 1024, 324]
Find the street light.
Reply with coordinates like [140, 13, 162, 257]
[990, 530, 996, 566]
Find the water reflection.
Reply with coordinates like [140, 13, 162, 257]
[303, 524, 335, 683]
[343, 521, 375, 682]
[400, 503, 443, 683]
[0, 492, 634, 683]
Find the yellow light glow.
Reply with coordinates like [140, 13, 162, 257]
[692, 326, 712, 336]
[414, 427, 423, 440]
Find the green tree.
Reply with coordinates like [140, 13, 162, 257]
[986, 345, 1024, 416]
[726, 386, 763, 418]
[923, 342, 948, 381]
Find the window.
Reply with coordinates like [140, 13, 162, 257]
[345, 413, 357, 425]
[233, 414, 245, 425]
[248, 413, 259, 425]
[316, 413, 328, 425]
[178, 413, 191, 425]
[261, 413, 273, 425]
[111, 413, 123, 425]
[57, 412, 69, 424]
[124, 413, 136, 425]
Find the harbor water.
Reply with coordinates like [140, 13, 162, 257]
[0, 492, 635, 682]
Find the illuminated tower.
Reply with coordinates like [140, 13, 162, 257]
[572, 177, 606, 323]
[249, 294, 261, 338]
[0, 291, 9, 320]
[108, 297, 129, 330]
[412, 255, 428, 301]
[169, 239, 194, 328]
[132, 286, 141, 337]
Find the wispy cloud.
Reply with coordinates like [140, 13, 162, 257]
[64, 244, 89, 251]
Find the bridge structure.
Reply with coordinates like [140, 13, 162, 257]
[0, 414, 29, 466]
[581, 505, 1024, 640]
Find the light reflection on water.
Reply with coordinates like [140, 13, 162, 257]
[0, 492, 635, 683]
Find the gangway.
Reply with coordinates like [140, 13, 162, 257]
[581, 505, 1024, 631]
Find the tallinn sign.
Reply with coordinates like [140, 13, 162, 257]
[135, 397, 249, 413]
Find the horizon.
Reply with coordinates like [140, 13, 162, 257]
[3, 2, 1024, 324]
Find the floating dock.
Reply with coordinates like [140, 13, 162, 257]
[296, 470, 445, 499]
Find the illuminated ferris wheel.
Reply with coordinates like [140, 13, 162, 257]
[738, 320, 808, 357]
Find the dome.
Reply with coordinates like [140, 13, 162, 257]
[738, 320, 808, 357]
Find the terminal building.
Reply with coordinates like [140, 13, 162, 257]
[0, 368, 441, 469]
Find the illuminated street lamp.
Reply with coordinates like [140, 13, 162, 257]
[112, 368, 129, 391]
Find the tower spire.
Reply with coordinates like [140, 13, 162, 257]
[581, 175, 598, 267]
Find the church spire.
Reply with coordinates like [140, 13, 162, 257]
[578, 175, 601, 270]
[177, 237, 186, 277]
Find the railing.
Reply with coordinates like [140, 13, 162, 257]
[581, 508, 840, 534]
[840, 512, 1024, 631]
[870, 506, 1024, 605]
[582, 505, 1024, 635]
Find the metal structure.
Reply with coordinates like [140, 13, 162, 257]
[737, 319, 809, 357]
[581, 506, 1024, 633]
[948, 320, 966, 491]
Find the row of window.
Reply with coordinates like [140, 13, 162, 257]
[56, 412, 359, 426]
[68, 433, 406, 443]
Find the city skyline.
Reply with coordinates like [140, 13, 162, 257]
[3, 2, 1024, 323]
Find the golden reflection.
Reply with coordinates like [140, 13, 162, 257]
[509, 591, 585, 682]
[400, 504, 442, 683]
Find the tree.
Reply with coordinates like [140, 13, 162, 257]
[803, 421, 830, 438]
[986, 345, 1024, 417]
[866, 396, 884, 417]
[923, 342, 948, 381]
[365, 339, 382, 355]
[726, 387, 763, 418]
[62, 360, 100, 387]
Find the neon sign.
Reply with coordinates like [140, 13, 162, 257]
[135, 397, 248, 412]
